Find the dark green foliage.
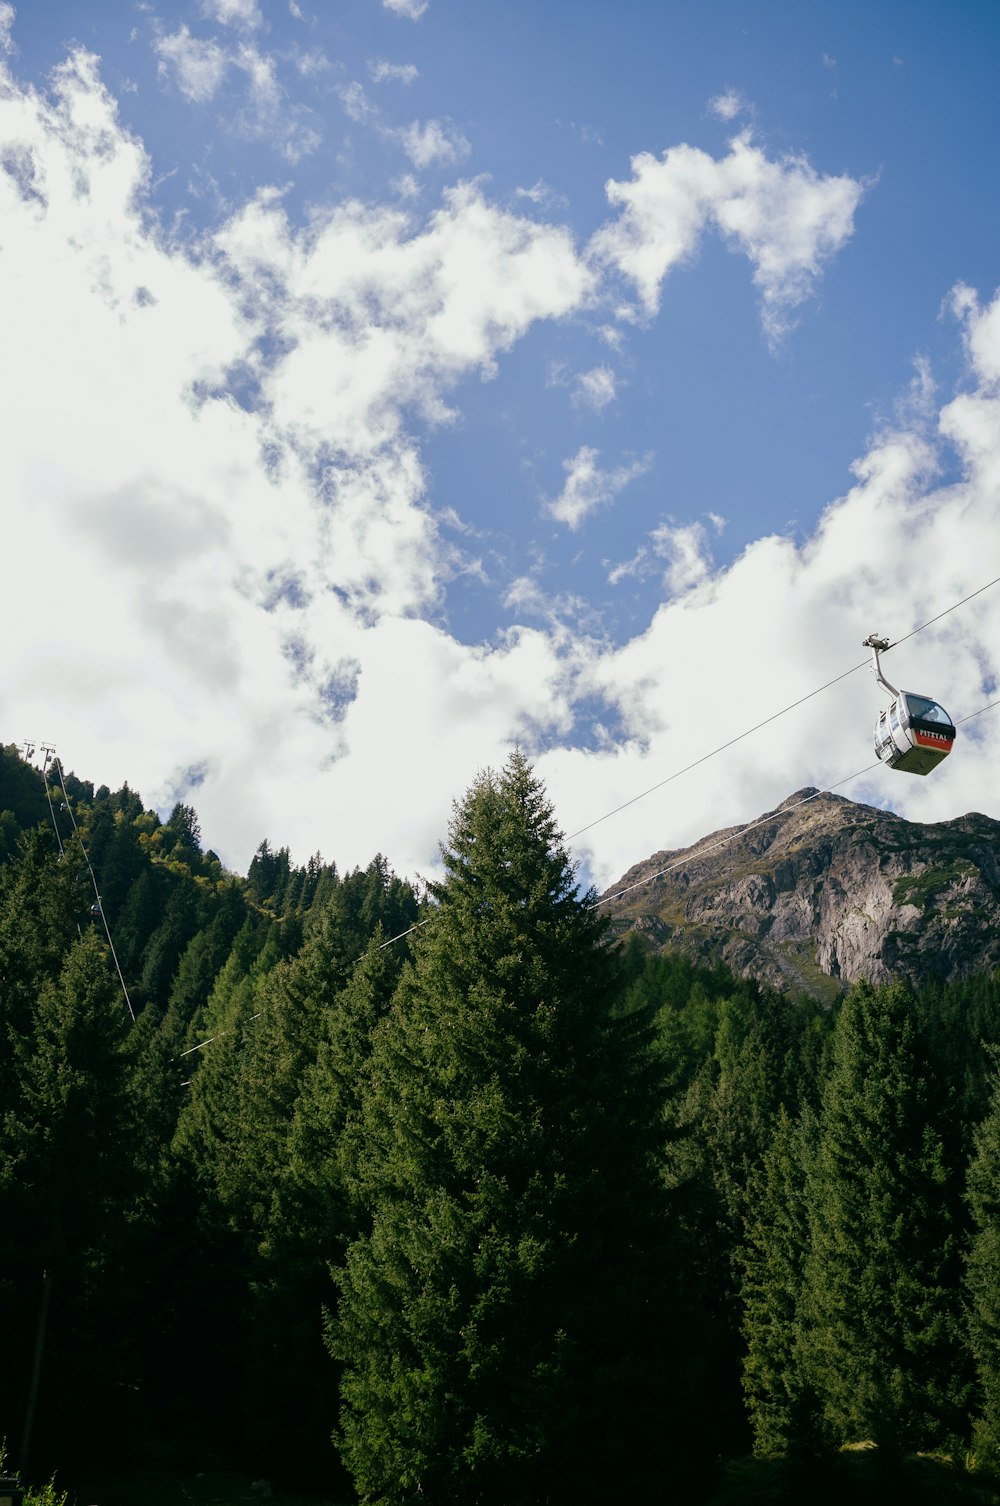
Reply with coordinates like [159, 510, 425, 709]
[0, 929, 138, 1469]
[967, 1067, 1000, 1451]
[330, 752, 689, 1505]
[0, 743, 49, 846]
[164, 883, 250, 1031]
[6, 740, 1000, 1493]
[709, 1448, 1000, 1505]
[163, 802, 202, 855]
[740, 1105, 817, 1457]
[246, 838, 294, 909]
[798, 980, 970, 1450]
[247, 936, 407, 1477]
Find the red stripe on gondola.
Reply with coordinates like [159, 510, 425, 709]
[913, 729, 954, 749]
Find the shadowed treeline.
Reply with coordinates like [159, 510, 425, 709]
[3, 741, 1000, 1504]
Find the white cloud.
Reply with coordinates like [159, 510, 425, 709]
[4, 43, 999, 910]
[591, 131, 864, 343]
[155, 26, 228, 102]
[235, 41, 281, 112]
[368, 57, 419, 84]
[202, 0, 263, 28]
[383, 0, 429, 18]
[649, 519, 714, 593]
[340, 80, 376, 122]
[294, 47, 330, 78]
[514, 178, 568, 211]
[539, 395, 1000, 887]
[0, 3, 14, 55]
[398, 117, 470, 169]
[709, 89, 745, 122]
[335, 86, 469, 175]
[544, 446, 651, 529]
[572, 365, 617, 412]
[155, 27, 322, 161]
[0, 49, 595, 875]
[606, 546, 648, 586]
[951, 281, 1000, 388]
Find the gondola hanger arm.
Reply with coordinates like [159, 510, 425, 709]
[862, 633, 899, 699]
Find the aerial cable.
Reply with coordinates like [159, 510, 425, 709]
[52, 752, 136, 1023]
[887, 573, 1000, 651]
[375, 916, 432, 953]
[590, 689, 1000, 913]
[178, 1009, 264, 1062]
[178, 916, 435, 1061]
[177, 692, 1000, 1072]
[170, 569, 1000, 1073]
[38, 746, 66, 857]
[565, 661, 868, 841]
[957, 697, 1000, 726]
[566, 570, 1000, 843]
[589, 763, 880, 911]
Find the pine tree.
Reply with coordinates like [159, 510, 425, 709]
[330, 752, 690, 1505]
[798, 980, 969, 1451]
[966, 1061, 1000, 1455]
[0, 929, 137, 1466]
[739, 1105, 817, 1456]
[246, 935, 405, 1476]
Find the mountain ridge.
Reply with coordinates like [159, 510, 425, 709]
[601, 787, 1000, 1000]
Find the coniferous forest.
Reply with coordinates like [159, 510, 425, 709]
[4, 741, 1000, 1504]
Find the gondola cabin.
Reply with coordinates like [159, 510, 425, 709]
[864, 634, 956, 776]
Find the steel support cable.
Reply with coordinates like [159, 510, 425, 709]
[177, 692, 1000, 1072]
[362, 579, 1000, 946]
[53, 754, 136, 1022]
[590, 690, 1000, 913]
[39, 754, 65, 857]
[565, 571, 1000, 844]
[175, 920, 435, 1061]
[588, 763, 880, 912]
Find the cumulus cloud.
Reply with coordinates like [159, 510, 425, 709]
[572, 365, 617, 412]
[398, 117, 470, 168]
[368, 57, 419, 84]
[334, 82, 469, 175]
[202, 0, 263, 27]
[591, 131, 864, 342]
[539, 389, 1000, 887]
[0, 47, 595, 875]
[383, 0, 429, 18]
[0, 3, 15, 54]
[155, 25, 228, 102]
[514, 179, 568, 210]
[649, 519, 715, 593]
[544, 447, 652, 529]
[155, 27, 322, 161]
[339, 79, 377, 122]
[4, 42, 997, 905]
[709, 89, 745, 122]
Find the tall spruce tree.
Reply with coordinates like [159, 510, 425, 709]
[798, 980, 969, 1451]
[247, 934, 406, 1478]
[330, 752, 693, 1506]
[739, 1104, 816, 1456]
[966, 1059, 1000, 1455]
[1, 928, 137, 1469]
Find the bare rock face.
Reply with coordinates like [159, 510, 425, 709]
[601, 789, 1000, 1001]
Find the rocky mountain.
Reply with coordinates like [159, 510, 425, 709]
[601, 788, 1000, 1001]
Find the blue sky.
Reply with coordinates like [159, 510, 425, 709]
[3, 0, 1000, 890]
